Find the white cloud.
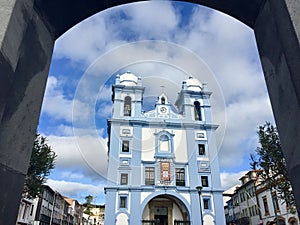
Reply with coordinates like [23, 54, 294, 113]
[219, 96, 274, 168]
[41, 76, 74, 122]
[54, 124, 74, 136]
[61, 171, 85, 180]
[96, 103, 112, 118]
[122, 1, 180, 40]
[97, 85, 113, 101]
[47, 179, 105, 203]
[42, 76, 109, 128]
[47, 135, 108, 180]
[180, 8, 265, 101]
[53, 14, 124, 65]
[220, 171, 247, 190]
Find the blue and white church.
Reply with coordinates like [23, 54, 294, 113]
[104, 72, 225, 225]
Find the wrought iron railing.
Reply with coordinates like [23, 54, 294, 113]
[174, 220, 191, 225]
[142, 220, 157, 225]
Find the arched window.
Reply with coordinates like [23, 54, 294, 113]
[154, 131, 175, 159]
[159, 135, 169, 152]
[161, 97, 165, 105]
[124, 96, 131, 116]
[288, 217, 298, 225]
[194, 101, 201, 120]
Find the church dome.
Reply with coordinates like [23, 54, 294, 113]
[184, 77, 202, 92]
[119, 71, 138, 86]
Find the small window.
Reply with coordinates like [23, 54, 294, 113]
[145, 167, 155, 185]
[240, 192, 244, 202]
[198, 144, 205, 155]
[201, 176, 209, 187]
[262, 196, 269, 215]
[124, 96, 131, 116]
[194, 101, 201, 121]
[176, 168, 185, 186]
[122, 140, 129, 152]
[30, 205, 34, 216]
[161, 97, 165, 104]
[272, 192, 280, 212]
[119, 196, 127, 208]
[120, 173, 128, 185]
[203, 198, 210, 210]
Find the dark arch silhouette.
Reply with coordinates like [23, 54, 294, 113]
[0, 1, 299, 224]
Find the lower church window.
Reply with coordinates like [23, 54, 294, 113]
[176, 168, 185, 186]
[201, 176, 209, 187]
[120, 173, 128, 185]
[119, 196, 127, 208]
[145, 167, 155, 185]
[203, 198, 211, 210]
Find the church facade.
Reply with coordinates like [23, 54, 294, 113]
[104, 72, 225, 225]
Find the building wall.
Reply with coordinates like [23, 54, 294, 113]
[16, 198, 34, 225]
[105, 74, 225, 225]
[22, 185, 84, 225]
[256, 184, 299, 225]
[224, 171, 300, 225]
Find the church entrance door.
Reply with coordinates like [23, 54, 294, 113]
[155, 215, 168, 225]
[154, 207, 168, 225]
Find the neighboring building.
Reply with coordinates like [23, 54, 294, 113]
[82, 204, 105, 225]
[24, 185, 83, 225]
[256, 182, 299, 225]
[223, 185, 240, 225]
[26, 185, 55, 225]
[224, 171, 299, 225]
[64, 197, 84, 225]
[223, 185, 240, 207]
[238, 171, 260, 225]
[224, 171, 261, 225]
[28, 185, 69, 225]
[16, 198, 34, 225]
[104, 72, 225, 225]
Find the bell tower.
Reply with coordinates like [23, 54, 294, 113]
[112, 71, 144, 118]
[175, 77, 212, 122]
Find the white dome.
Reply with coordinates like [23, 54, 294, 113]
[119, 71, 138, 86]
[185, 77, 202, 92]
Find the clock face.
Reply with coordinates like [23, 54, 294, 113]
[160, 107, 167, 113]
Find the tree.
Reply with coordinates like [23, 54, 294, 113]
[83, 195, 94, 221]
[23, 134, 57, 199]
[251, 122, 295, 210]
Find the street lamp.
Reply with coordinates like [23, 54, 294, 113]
[196, 186, 204, 225]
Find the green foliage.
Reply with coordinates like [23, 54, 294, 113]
[251, 122, 295, 209]
[23, 134, 57, 199]
[83, 195, 94, 216]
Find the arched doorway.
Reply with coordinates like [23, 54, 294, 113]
[142, 195, 190, 225]
[0, 1, 300, 224]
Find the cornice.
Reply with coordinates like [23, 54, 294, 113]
[107, 118, 219, 130]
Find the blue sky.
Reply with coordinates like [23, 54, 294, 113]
[38, 1, 274, 204]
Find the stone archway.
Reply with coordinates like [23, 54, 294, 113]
[0, 1, 299, 224]
[142, 194, 190, 225]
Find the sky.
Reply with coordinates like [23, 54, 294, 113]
[38, 1, 275, 204]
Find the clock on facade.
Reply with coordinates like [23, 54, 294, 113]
[160, 106, 167, 113]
